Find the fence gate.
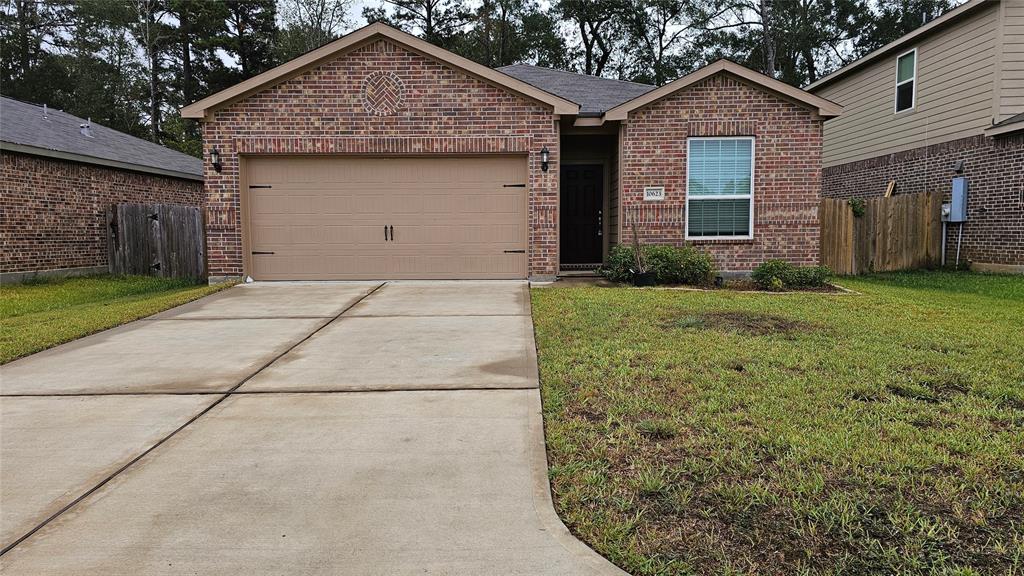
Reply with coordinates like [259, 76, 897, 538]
[107, 203, 205, 279]
[820, 191, 942, 275]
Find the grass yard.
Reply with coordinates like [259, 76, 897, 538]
[532, 271, 1023, 575]
[0, 275, 230, 364]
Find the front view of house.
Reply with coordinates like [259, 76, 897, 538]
[182, 23, 840, 282]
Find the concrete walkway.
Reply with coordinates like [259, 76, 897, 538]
[0, 281, 626, 575]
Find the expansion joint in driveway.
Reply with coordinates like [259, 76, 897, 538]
[0, 281, 386, 556]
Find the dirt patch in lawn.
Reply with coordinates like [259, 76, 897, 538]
[663, 311, 817, 337]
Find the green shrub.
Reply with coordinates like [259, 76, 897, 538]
[786, 264, 830, 288]
[751, 259, 830, 290]
[601, 245, 639, 283]
[600, 245, 715, 286]
[751, 260, 793, 290]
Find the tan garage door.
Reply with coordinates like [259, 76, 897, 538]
[245, 156, 528, 280]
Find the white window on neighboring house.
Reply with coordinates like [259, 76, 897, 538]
[685, 137, 754, 240]
[895, 49, 916, 113]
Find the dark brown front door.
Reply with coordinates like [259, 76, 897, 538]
[560, 164, 603, 265]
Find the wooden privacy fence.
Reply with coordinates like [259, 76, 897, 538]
[107, 203, 206, 279]
[820, 191, 942, 275]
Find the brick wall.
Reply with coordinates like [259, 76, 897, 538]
[822, 134, 1024, 267]
[201, 38, 559, 279]
[1, 151, 203, 275]
[620, 74, 824, 272]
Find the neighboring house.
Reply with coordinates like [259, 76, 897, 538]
[807, 0, 1024, 273]
[1, 97, 204, 282]
[182, 22, 840, 282]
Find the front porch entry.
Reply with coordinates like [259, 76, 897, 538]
[558, 133, 618, 274]
[559, 164, 603, 268]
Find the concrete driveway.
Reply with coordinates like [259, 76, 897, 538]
[0, 281, 625, 575]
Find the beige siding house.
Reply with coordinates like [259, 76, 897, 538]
[808, 0, 1024, 271]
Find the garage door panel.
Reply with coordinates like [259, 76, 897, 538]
[390, 194, 426, 214]
[252, 194, 315, 215]
[350, 195, 391, 215]
[321, 224, 382, 244]
[246, 156, 527, 280]
[397, 224, 523, 245]
[319, 196, 354, 215]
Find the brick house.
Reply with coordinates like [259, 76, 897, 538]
[807, 0, 1024, 273]
[1, 97, 204, 282]
[181, 23, 840, 282]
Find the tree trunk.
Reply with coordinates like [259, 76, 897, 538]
[147, 8, 161, 142]
[181, 9, 192, 104]
[580, 19, 594, 75]
[16, 0, 32, 75]
[592, 21, 611, 76]
[803, 47, 817, 83]
[761, 0, 777, 78]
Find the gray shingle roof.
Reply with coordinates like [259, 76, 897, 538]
[497, 64, 655, 115]
[0, 96, 202, 179]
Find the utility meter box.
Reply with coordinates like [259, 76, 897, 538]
[943, 177, 969, 222]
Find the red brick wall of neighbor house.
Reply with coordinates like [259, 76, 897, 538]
[0, 152, 203, 275]
[201, 38, 559, 279]
[620, 74, 824, 272]
[822, 134, 1024, 267]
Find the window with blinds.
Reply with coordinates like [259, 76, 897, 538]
[686, 137, 754, 239]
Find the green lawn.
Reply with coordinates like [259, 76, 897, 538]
[532, 271, 1023, 575]
[0, 275, 230, 364]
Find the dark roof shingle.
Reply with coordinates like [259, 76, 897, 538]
[497, 64, 655, 115]
[992, 112, 1024, 129]
[0, 96, 202, 179]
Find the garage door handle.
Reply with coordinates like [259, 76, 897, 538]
[504, 249, 525, 254]
[251, 251, 275, 255]
[384, 225, 388, 241]
[389, 225, 394, 242]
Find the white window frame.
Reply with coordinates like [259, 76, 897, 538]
[685, 136, 755, 241]
[894, 48, 917, 114]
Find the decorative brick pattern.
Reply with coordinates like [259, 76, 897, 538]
[361, 71, 405, 116]
[1, 152, 203, 275]
[201, 38, 558, 279]
[822, 134, 1024, 267]
[620, 74, 824, 271]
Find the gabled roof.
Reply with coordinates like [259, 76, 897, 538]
[1, 96, 202, 180]
[987, 112, 1024, 136]
[497, 64, 655, 115]
[181, 22, 579, 119]
[604, 60, 842, 121]
[806, 0, 994, 91]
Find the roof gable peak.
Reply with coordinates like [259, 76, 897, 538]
[181, 23, 578, 119]
[604, 60, 841, 120]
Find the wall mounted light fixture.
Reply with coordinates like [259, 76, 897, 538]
[540, 146, 549, 172]
[211, 149, 222, 173]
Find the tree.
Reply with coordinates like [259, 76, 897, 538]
[130, 0, 174, 142]
[168, 0, 231, 106]
[277, 0, 352, 61]
[52, 0, 149, 137]
[620, 0, 736, 85]
[222, 0, 277, 79]
[553, 0, 624, 77]
[857, 0, 956, 53]
[696, 0, 874, 86]
[0, 0, 74, 102]
[454, 0, 568, 68]
[363, 0, 470, 50]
